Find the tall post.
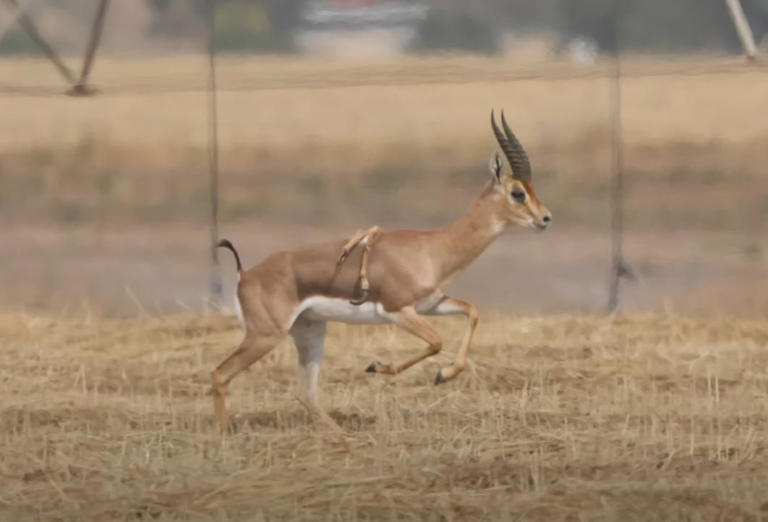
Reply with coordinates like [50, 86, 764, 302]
[608, 0, 626, 313]
[725, 0, 759, 61]
[69, 0, 110, 96]
[207, 0, 222, 310]
[4, 0, 76, 86]
[0, 0, 36, 43]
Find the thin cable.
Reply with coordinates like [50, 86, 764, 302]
[207, 0, 222, 310]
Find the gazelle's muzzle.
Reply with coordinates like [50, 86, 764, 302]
[533, 208, 552, 231]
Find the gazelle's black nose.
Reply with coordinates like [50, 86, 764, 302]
[542, 215, 552, 224]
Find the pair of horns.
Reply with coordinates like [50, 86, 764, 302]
[490, 110, 531, 181]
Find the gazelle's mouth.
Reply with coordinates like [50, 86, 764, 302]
[532, 222, 548, 232]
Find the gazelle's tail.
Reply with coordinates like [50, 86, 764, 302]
[217, 239, 242, 272]
[217, 239, 245, 327]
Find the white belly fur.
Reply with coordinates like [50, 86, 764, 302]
[290, 291, 444, 327]
[297, 297, 391, 324]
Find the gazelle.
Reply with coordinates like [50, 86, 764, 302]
[212, 111, 552, 430]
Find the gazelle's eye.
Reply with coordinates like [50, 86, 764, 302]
[511, 190, 526, 203]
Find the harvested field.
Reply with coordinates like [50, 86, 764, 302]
[2, 311, 768, 520]
[2, 53, 767, 520]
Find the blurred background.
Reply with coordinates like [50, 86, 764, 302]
[1, 0, 766, 317]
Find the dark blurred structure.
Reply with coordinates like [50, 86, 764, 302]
[2, 0, 767, 56]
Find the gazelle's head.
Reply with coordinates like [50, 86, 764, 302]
[488, 110, 552, 231]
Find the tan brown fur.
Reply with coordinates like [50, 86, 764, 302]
[211, 119, 551, 431]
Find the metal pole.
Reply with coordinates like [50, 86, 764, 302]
[724, 0, 759, 61]
[207, 0, 222, 310]
[69, 0, 110, 96]
[608, 0, 626, 313]
[4, 0, 76, 86]
[0, 0, 35, 43]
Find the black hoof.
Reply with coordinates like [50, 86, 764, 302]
[365, 361, 378, 373]
[434, 371, 447, 385]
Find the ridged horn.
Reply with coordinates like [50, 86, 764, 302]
[490, 110, 532, 181]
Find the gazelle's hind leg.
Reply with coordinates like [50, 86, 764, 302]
[365, 305, 443, 376]
[290, 316, 341, 432]
[211, 330, 283, 431]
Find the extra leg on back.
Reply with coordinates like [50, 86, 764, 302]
[365, 305, 443, 376]
[337, 226, 380, 305]
[290, 317, 340, 432]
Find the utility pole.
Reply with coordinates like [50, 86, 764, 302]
[607, 0, 634, 313]
[725, 0, 759, 61]
[207, 0, 222, 310]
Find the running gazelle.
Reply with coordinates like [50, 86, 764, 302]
[212, 111, 552, 430]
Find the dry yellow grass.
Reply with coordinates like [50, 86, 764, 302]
[1, 55, 767, 154]
[2, 54, 767, 234]
[2, 311, 768, 520]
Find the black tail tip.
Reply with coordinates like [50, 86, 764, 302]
[216, 239, 242, 272]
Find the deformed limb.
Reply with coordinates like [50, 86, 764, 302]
[337, 227, 371, 266]
[336, 225, 380, 305]
[290, 317, 342, 433]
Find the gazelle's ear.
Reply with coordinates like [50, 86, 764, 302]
[488, 151, 503, 184]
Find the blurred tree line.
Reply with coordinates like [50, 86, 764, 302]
[147, 0, 305, 52]
[1, 0, 767, 55]
[497, 0, 768, 53]
[404, 0, 768, 54]
[151, 0, 768, 54]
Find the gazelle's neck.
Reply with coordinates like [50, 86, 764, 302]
[432, 182, 507, 280]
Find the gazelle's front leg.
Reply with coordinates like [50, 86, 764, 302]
[366, 306, 443, 376]
[424, 296, 478, 384]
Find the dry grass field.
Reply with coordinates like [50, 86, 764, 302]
[2, 55, 767, 229]
[2, 54, 768, 151]
[2, 311, 768, 520]
[1, 57, 766, 521]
